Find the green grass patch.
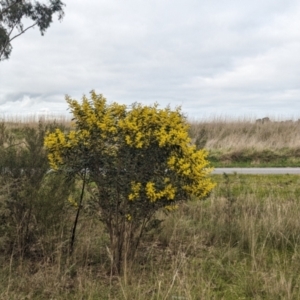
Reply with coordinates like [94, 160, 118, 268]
[208, 148, 300, 167]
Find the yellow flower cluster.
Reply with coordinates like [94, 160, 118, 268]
[164, 204, 178, 211]
[68, 196, 78, 208]
[128, 181, 142, 201]
[44, 91, 215, 204]
[167, 146, 215, 198]
[44, 129, 66, 169]
[126, 214, 132, 221]
[66, 91, 126, 140]
[145, 181, 176, 202]
[44, 128, 90, 169]
[45, 91, 127, 169]
[118, 103, 190, 149]
[128, 180, 176, 202]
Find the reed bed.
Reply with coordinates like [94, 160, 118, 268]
[189, 117, 300, 150]
[0, 114, 72, 129]
[189, 117, 300, 166]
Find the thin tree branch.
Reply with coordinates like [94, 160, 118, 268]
[69, 169, 87, 255]
[8, 21, 38, 43]
[7, 20, 18, 38]
[0, 20, 38, 60]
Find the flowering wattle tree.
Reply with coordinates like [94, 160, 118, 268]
[44, 91, 215, 275]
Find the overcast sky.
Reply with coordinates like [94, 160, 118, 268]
[1, 0, 300, 120]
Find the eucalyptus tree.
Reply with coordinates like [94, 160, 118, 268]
[0, 0, 65, 61]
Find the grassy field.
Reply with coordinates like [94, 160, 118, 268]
[1, 118, 300, 299]
[1, 174, 300, 299]
[189, 118, 300, 167]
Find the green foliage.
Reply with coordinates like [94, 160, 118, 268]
[44, 91, 215, 274]
[0, 0, 65, 60]
[0, 121, 74, 258]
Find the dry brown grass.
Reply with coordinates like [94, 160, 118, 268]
[0, 114, 72, 129]
[189, 117, 300, 150]
[188, 117, 300, 166]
